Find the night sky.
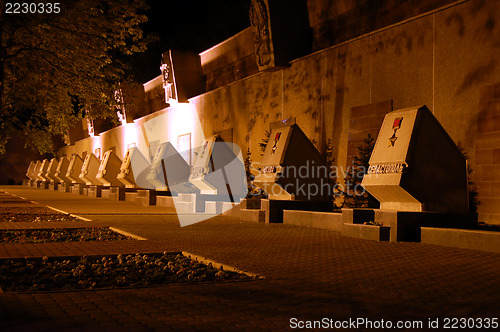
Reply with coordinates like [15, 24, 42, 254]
[130, 0, 251, 83]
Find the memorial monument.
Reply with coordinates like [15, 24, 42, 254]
[171, 135, 246, 214]
[34, 159, 50, 188]
[252, 122, 331, 222]
[79, 153, 101, 186]
[360, 105, 475, 241]
[96, 150, 123, 187]
[146, 142, 190, 192]
[25, 161, 37, 184]
[188, 135, 244, 197]
[44, 158, 59, 190]
[65, 154, 85, 194]
[36, 159, 49, 182]
[54, 156, 72, 192]
[66, 154, 84, 183]
[117, 147, 150, 189]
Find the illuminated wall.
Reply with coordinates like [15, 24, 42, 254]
[59, 102, 205, 168]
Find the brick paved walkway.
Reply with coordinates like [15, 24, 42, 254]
[0, 186, 499, 331]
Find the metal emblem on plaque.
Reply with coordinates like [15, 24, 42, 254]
[388, 117, 403, 147]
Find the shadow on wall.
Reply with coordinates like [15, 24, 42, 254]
[456, 59, 498, 96]
[0, 134, 48, 185]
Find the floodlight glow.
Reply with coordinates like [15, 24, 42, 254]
[92, 135, 102, 159]
[166, 103, 203, 147]
[121, 122, 138, 159]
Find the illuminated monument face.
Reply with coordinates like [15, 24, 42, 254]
[146, 142, 190, 191]
[125, 128, 247, 226]
[66, 154, 84, 184]
[54, 157, 71, 184]
[26, 161, 37, 181]
[117, 147, 150, 188]
[253, 124, 328, 201]
[249, 0, 272, 68]
[44, 158, 59, 183]
[78, 154, 101, 186]
[362, 105, 469, 213]
[96, 150, 123, 187]
[36, 159, 50, 182]
[188, 135, 247, 201]
[32, 161, 42, 182]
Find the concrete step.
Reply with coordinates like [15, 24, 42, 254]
[178, 193, 196, 203]
[157, 196, 175, 208]
[283, 210, 343, 232]
[342, 223, 390, 241]
[174, 199, 196, 213]
[205, 201, 240, 215]
[240, 209, 265, 222]
[221, 202, 240, 217]
[205, 201, 223, 214]
[421, 227, 500, 253]
[125, 192, 137, 202]
[101, 189, 110, 199]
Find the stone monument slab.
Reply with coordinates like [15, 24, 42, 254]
[55, 156, 71, 184]
[44, 158, 59, 184]
[96, 150, 123, 187]
[65, 154, 85, 184]
[253, 123, 328, 201]
[79, 153, 101, 186]
[117, 147, 150, 188]
[188, 135, 246, 201]
[361, 105, 468, 213]
[146, 142, 190, 191]
[26, 161, 37, 181]
[36, 159, 50, 182]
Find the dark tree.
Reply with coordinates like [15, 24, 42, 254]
[0, 0, 151, 154]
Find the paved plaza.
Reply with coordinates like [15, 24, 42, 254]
[0, 186, 499, 331]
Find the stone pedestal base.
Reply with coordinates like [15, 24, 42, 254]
[341, 208, 477, 242]
[48, 182, 59, 191]
[284, 210, 343, 232]
[36, 181, 49, 189]
[342, 223, 391, 241]
[106, 187, 136, 201]
[374, 210, 477, 242]
[72, 183, 87, 195]
[58, 183, 72, 193]
[205, 201, 236, 214]
[88, 185, 103, 198]
[261, 199, 332, 223]
[136, 190, 158, 206]
[156, 195, 175, 208]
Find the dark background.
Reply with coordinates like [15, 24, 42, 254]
[130, 0, 251, 83]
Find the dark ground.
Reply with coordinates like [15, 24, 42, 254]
[0, 185, 499, 331]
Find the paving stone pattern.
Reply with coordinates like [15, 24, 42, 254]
[0, 186, 499, 330]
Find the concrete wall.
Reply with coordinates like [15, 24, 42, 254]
[200, 28, 258, 91]
[475, 82, 500, 224]
[307, 0, 458, 50]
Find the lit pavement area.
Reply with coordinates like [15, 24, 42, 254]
[0, 186, 499, 330]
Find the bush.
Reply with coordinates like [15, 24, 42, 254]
[338, 134, 379, 209]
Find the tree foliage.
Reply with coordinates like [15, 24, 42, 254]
[339, 134, 379, 209]
[0, 0, 151, 154]
[457, 143, 480, 213]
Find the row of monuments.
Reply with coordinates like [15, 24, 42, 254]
[24, 105, 476, 238]
[25, 134, 247, 222]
